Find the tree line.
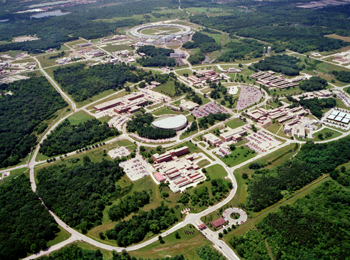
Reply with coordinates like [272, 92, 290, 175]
[126, 113, 177, 140]
[0, 175, 59, 260]
[0, 77, 67, 168]
[108, 190, 150, 222]
[198, 112, 230, 129]
[137, 45, 176, 67]
[183, 31, 221, 53]
[39, 118, 119, 157]
[253, 54, 302, 76]
[231, 181, 350, 259]
[299, 76, 328, 92]
[105, 205, 178, 247]
[53, 63, 147, 102]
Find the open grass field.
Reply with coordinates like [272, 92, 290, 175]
[325, 34, 350, 43]
[100, 44, 132, 53]
[197, 159, 210, 167]
[152, 106, 188, 116]
[47, 226, 71, 247]
[141, 26, 182, 35]
[0, 168, 29, 186]
[306, 127, 342, 142]
[12, 58, 36, 64]
[36, 51, 71, 68]
[217, 145, 257, 167]
[176, 68, 193, 76]
[67, 111, 94, 125]
[225, 118, 246, 129]
[153, 80, 177, 97]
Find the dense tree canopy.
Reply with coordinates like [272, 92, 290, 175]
[126, 113, 177, 139]
[218, 39, 267, 62]
[137, 46, 176, 67]
[37, 157, 125, 232]
[196, 245, 226, 260]
[106, 205, 178, 246]
[39, 118, 119, 157]
[108, 190, 150, 221]
[299, 77, 328, 91]
[53, 63, 148, 102]
[183, 31, 221, 53]
[0, 77, 66, 168]
[332, 71, 350, 83]
[299, 97, 335, 119]
[232, 181, 350, 259]
[198, 112, 230, 129]
[247, 136, 350, 211]
[253, 55, 302, 76]
[0, 175, 59, 260]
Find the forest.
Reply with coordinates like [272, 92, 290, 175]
[183, 31, 221, 53]
[332, 70, 350, 83]
[126, 113, 177, 139]
[53, 63, 148, 102]
[108, 190, 150, 222]
[39, 118, 119, 157]
[0, 0, 177, 53]
[38, 244, 187, 260]
[246, 136, 350, 211]
[0, 175, 59, 260]
[0, 77, 66, 168]
[299, 97, 335, 119]
[188, 51, 206, 65]
[218, 39, 267, 62]
[37, 157, 125, 233]
[105, 205, 178, 246]
[253, 55, 302, 76]
[137, 45, 176, 67]
[189, 1, 350, 53]
[231, 181, 350, 259]
[196, 245, 226, 260]
[299, 77, 328, 91]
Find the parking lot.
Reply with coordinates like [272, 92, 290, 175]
[192, 102, 227, 118]
[119, 155, 154, 181]
[236, 85, 263, 110]
[108, 146, 131, 159]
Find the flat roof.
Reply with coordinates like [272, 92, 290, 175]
[335, 116, 343, 121]
[154, 172, 166, 182]
[327, 114, 336, 120]
[331, 110, 339, 116]
[342, 118, 350, 124]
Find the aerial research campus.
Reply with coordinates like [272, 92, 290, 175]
[3, 1, 350, 259]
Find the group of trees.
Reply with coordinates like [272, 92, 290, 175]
[105, 205, 178, 247]
[37, 157, 125, 233]
[188, 51, 206, 65]
[53, 63, 146, 102]
[246, 136, 350, 212]
[232, 181, 350, 259]
[0, 77, 67, 168]
[183, 31, 221, 53]
[332, 70, 350, 83]
[198, 112, 230, 129]
[253, 55, 302, 76]
[299, 76, 328, 91]
[299, 97, 336, 119]
[0, 175, 59, 260]
[137, 46, 176, 67]
[196, 245, 226, 260]
[126, 113, 177, 139]
[108, 191, 150, 222]
[218, 39, 268, 62]
[39, 118, 119, 157]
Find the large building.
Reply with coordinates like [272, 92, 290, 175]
[203, 133, 222, 146]
[94, 92, 146, 112]
[152, 115, 188, 131]
[152, 146, 189, 163]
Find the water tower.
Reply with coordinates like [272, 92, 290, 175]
[267, 46, 271, 56]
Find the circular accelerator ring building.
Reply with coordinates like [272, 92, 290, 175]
[152, 115, 188, 131]
[130, 23, 192, 42]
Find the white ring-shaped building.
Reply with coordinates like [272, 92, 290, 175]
[152, 115, 188, 131]
[130, 23, 192, 39]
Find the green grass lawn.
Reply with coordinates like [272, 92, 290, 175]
[307, 127, 342, 142]
[153, 107, 187, 116]
[225, 118, 246, 129]
[100, 44, 132, 53]
[197, 159, 210, 167]
[217, 145, 257, 167]
[128, 225, 212, 260]
[36, 51, 71, 68]
[47, 226, 71, 247]
[176, 68, 193, 76]
[153, 80, 177, 97]
[67, 111, 94, 125]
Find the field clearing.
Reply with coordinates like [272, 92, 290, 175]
[0, 168, 29, 186]
[47, 226, 71, 247]
[153, 106, 189, 116]
[100, 44, 132, 53]
[325, 34, 350, 43]
[225, 118, 246, 129]
[153, 80, 177, 97]
[197, 159, 210, 167]
[67, 111, 94, 125]
[176, 68, 193, 76]
[306, 127, 342, 142]
[217, 145, 257, 167]
[36, 51, 71, 68]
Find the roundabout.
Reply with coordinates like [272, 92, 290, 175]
[223, 208, 248, 226]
